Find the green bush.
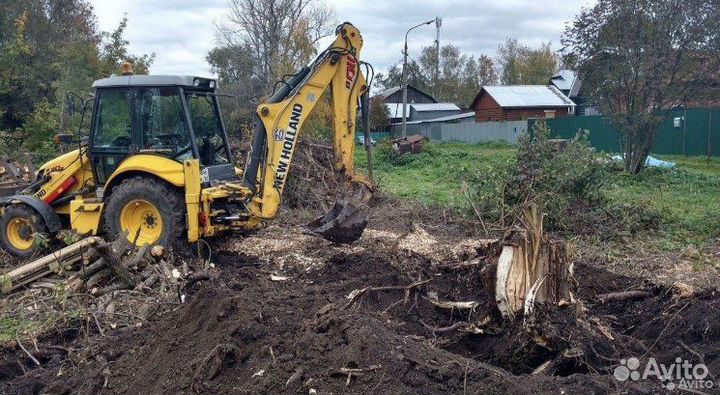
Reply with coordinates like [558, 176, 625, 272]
[467, 121, 658, 236]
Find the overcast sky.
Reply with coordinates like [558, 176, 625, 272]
[90, 0, 595, 77]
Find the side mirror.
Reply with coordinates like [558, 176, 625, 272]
[54, 134, 75, 144]
[66, 96, 76, 116]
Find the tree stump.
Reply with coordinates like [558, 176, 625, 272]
[494, 205, 575, 320]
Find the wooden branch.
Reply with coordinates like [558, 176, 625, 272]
[1, 236, 102, 293]
[596, 290, 651, 303]
[343, 279, 431, 309]
[95, 241, 136, 287]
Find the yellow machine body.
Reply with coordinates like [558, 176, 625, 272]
[1, 22, 373, 256]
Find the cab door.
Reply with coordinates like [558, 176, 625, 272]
[89, 88, 136, 185]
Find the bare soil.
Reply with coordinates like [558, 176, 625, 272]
[1, 224, 719, 395]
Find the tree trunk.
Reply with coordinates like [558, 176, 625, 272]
[493, 205, 575, 320]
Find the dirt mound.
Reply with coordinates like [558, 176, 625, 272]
[1, 228, 719, 394]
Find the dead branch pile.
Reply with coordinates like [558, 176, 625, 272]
[282, 141, 346, 212]
[1, 235, 219, 342]
[0, 153, 34, 196]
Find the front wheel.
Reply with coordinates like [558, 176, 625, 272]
[103, 177, 185, 247]
[0, 205, 48, 257]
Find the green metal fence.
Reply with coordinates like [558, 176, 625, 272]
[529, 108, 720, 156]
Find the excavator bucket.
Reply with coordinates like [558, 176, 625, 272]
[302, 192, 370, 244]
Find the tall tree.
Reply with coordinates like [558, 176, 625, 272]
[477, 54, 498, 86]
[215, 0, 335, 97]
[211, 0, 336, 136]
[0, 0, 153, 158]
[496, 38, 559, 84]
[563, 0, 720, 173]
[98, 15, 154, 76]
[378, 44, 484, 107]
[497, 38, 524, 85]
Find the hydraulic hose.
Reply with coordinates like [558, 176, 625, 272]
[243, 66, 312, 192]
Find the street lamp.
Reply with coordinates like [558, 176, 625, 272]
[401, 19, 434, 137]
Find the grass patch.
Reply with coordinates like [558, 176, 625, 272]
[357, 140, 720, 244]
[355, 141, 515, 207]
[605, 156, 720, 245]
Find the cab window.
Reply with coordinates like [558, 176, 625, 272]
[187, 93, 229, 166]
[137, 87, 189, 156]
[93, 89, 132, 148]
[91, 89, 133, 184]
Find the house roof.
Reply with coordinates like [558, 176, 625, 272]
[378, 84, 437, 103]
[550, 70, 582, 97]
[410, 103, 460, 112]
[385, 103, 409, 118]
[471, 85, 575, 109]
[391, 111, 474, 125]
[385, 102, 460, 118]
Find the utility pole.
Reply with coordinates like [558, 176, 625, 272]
[401, 19, 434, 137]
[433, 17, 442, 99]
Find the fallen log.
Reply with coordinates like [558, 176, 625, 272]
[0, 236, 103, 293]
[94, 241, 136, 287]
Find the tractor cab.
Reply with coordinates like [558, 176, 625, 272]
[88, 75, 236, 187]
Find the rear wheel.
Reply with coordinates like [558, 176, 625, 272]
[0, 205, 48, 257]
[103, 177, 185, 246]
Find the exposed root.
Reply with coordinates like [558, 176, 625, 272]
[343, 279, 430, 310]
[191, 344, 244, 394]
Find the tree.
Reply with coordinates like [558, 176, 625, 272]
[522, 42, 558, 85]
[563, 0, 720, 173]
[368, 96, 390, 132]
[497, 38, 524, 85]
[378, 44, 485, 107]
[496, 38, 559, 84]
[99, 15, 154, 76]
[375, 60, 430, 95]
[206, 43, 262, 137]
[477, 55, 498, 86]
[214, 0, 336, 97]
[0, 1, 153, 159]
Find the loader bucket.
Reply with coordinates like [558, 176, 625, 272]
[301, 194, 370, 244]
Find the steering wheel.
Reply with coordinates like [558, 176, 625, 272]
[110, 135, 131, 147]
[154, 122, 186, 143]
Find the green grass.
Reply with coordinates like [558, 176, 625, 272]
[356, 141, 720, 245]
[355, 141, 515, 206]
[604, 155, 720, 245]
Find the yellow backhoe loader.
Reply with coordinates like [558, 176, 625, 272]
[0, 22, 375, 257]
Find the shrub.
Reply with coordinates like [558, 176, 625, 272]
[468, 121, 658, 236]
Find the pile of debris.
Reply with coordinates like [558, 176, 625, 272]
[0, 235, 218, 345]
[282, 141, 347, 212]
[0, 154, 34, 196]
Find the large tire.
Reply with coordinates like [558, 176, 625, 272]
[103, 176, 185, 247]
[0, 205, 48, 257]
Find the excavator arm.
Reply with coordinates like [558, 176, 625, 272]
[242, 22, 374, 243]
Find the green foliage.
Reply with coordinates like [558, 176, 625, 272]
[563, 0, 720, 174]
[467, 121, 659, 236]
[360, 135, 718, 244]
[497, 38, 559, 85]
[376, 44, 494, 107]
[0, 3, 153, 163]
[369, 96, 391, 132]
[606, 163, 720, 243]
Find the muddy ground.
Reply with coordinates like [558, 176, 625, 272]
[0, 220, 719, 395]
